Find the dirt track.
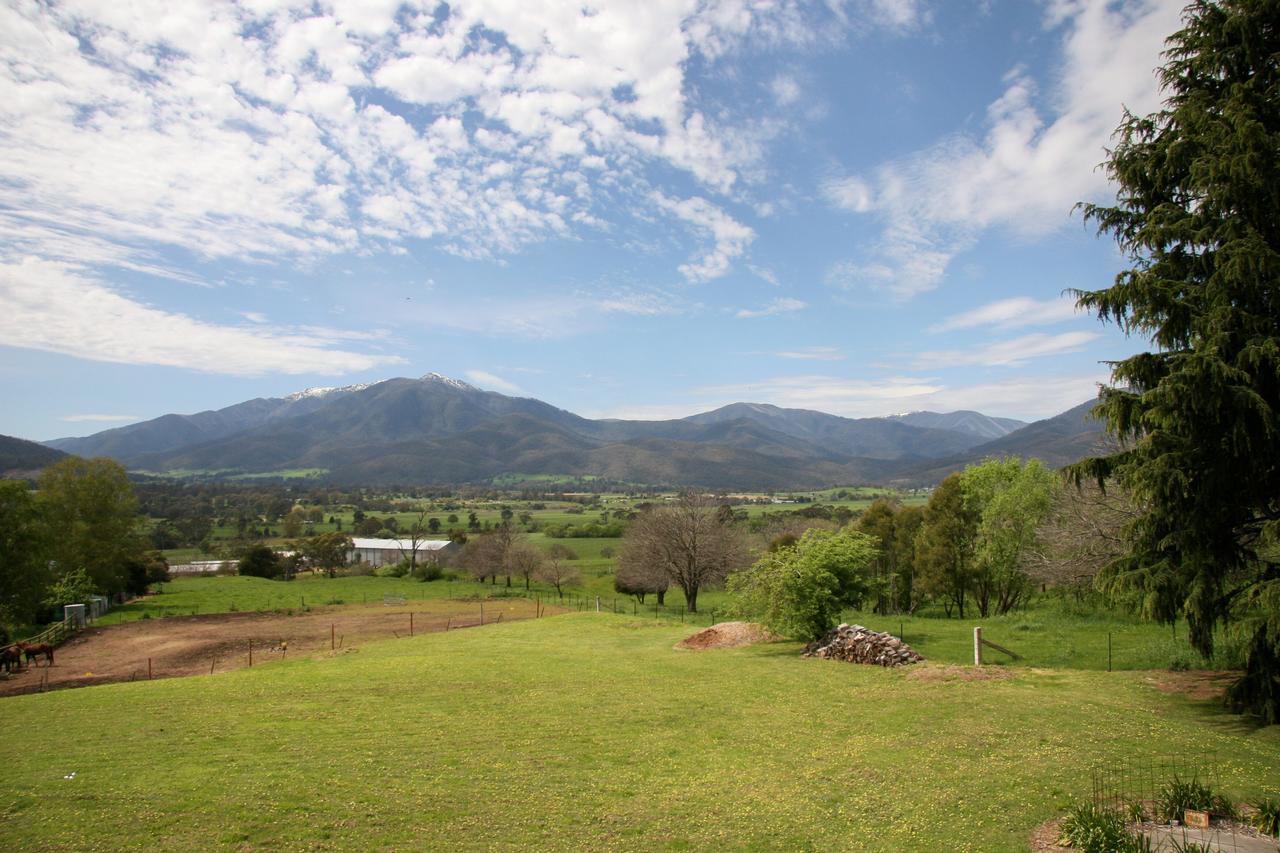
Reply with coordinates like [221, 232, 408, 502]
[0, 598, 547, 697]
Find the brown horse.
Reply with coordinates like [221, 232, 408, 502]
[0, 645, 22, 674]
[18, 642, 53, 667]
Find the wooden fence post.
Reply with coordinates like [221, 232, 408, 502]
[973, 627, 983, 666]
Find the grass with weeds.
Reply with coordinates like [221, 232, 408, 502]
[1, 614, 1277, 851]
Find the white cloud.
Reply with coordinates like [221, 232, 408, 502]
[0, 258, 403, 376]
[653, 192, 755, 282]
[822, 176, 874, 213]
[911, 331, 1100, 368]
[464, 370, 524, 395]
[735, 297, 806, 318]
[769, 74, 802, 106]
[60, 414, 140, 423]
[929, 296, 1082, 333]
[0, 0, 855, 288]
[748, 264, 780, 286]
[588, 370, 1106, 422]
[242, 311, 269, 324]
[774, 346, 845, 360]
[691, 372, 1103, 420]
[833, 0, 1182, 297]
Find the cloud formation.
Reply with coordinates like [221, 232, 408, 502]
[929, 296, 1082, 333]
[0, 258, 403, 375]
[827, 0, 1183, 298]
[735, 297, 806, 319]
[911, 331, 1100, 368]
[0, 0, 807, 277]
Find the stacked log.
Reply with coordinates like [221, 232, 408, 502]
[803, 624, 923, 667]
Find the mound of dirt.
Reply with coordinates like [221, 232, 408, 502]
[677, 621, 776, 650]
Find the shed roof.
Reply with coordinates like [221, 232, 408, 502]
[349, 537, 454, 551]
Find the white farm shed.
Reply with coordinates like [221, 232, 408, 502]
[348, 537, 458, 568]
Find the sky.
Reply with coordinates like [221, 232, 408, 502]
[0, 0, 1187, 441]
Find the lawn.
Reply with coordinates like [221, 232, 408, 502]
[0, 615, 1275, 850]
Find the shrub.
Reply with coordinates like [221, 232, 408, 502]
[413, 562, 443, 582]
[1057, 803, 1151, 853]
[1155, 776, 1213, 822]
[1252, 799, 1280, 837]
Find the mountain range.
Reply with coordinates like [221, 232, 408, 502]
[38, 373, 1107, 489]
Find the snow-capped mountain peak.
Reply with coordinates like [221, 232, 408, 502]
[420, 372, 476, 390]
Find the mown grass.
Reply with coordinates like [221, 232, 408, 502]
[0, 614, 1275, 851]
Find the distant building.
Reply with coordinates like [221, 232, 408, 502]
[169, 560, 234, 575]
[348, 537, 459, 568]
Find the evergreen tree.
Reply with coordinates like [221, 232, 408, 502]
[1072, 0, 1280, 722]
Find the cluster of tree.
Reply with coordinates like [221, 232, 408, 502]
[1, 458, 164, 630]
[539, 521, 627, 539]
[459, 521, 581, 597]
[722, 459, 1057, 639]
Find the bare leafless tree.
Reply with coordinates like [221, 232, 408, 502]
[618, 493, 747, 612]
[534, 555, 581, 599]
[1024, 478, 1143, 595]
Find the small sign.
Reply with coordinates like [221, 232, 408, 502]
[1184, 809, 1210, 829]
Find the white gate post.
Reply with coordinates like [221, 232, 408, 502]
[974, 627, 983, 666]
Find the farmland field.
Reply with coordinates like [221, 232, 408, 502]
[0, 614, 1276, 851]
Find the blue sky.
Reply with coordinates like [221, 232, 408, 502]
[0, 0, 1185, 441]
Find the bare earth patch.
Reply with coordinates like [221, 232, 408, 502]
[1031, 818, 1070, 852]
[677, 621, 777, 650]
[1142, 670, 1238, 701]
[905, 663, 1017, 683]
[0, 598, 552, 697]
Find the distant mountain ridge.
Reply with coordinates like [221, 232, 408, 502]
[1, 433, 68, 478]
[886, 410, 1025, 440]
[41, 374, 1106, 489]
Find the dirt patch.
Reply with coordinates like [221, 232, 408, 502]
[677, 621, 776, 650]
[905, 664, 1017, 683]
[1031, 819, 1070, 852]
[1142, 670, 1238, 701]
[0, 598, 551, 697]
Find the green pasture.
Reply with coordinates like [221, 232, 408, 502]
[95, 576, 528, 625]
[838, 607, 1246, 672]
[1, 615, 1275, 851]
[97, 576, 1241, 674]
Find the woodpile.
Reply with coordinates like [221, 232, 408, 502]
[803, 624, 924, 667]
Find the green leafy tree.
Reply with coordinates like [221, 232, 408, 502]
[964, 458, 1058, 617]
[300, 532, 353, 579]
[915, 474, 979, 618]
[1070, 0, 1280, 722]
[0, 480, 52, 626]
[891, 505, 925, 613]
[238, 545, 281, 579]
[854, 499, 900, 614]
[727, 527, 879, 641]
[44, 567, 96, 610]
[38, 457, 146, 597]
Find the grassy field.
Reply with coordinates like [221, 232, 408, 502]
[96, 577, 1243, 671]
[0, 614, 1275, 851]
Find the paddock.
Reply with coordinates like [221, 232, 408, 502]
[0, 597, 550, 696]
